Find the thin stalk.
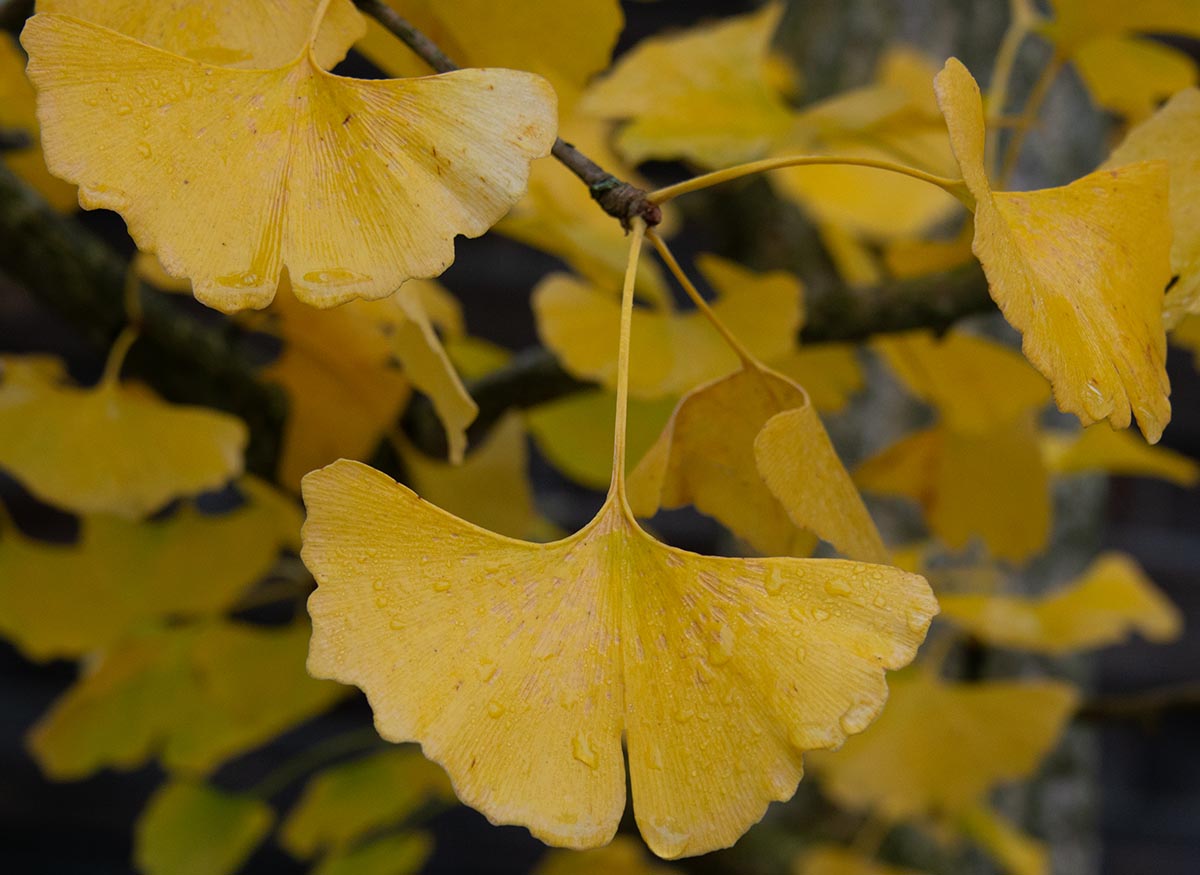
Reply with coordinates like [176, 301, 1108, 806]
[997, 52, 1066, 186]
[647, 229, 755, 367]
[247, 727, 383, 800]
[985, 0, 1040, 176]
[649, 156, 970, 207]
[609, 220, 647, 494]
[100, 325, 139, 386]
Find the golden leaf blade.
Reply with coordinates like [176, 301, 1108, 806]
[872, 331, 1049, 434]
[312, 832, 433, 875]
[1104, 88, 1200, 327]
[534, 259, 802, 399]
[856, 418, 1051, 563]
[135, 780, 273, 875]
[934, 57, 1172, 441]
[29, 622, 343, 778]
[0, 479, 299, 661]
[40, 0, 364, 69]
[580, 3, 792, 168]
[628, 363, 882, 560]
[358, 0, 622, 113]
[0, 32, 76, 210]
[281, 748, 451, 859]
[809, 671, 1078, 820]
[22, 13, 557, 311]
[302, 461, 936, 858]
[1072, 35, 1197, 121]
[0, 356, 246, 518]
[938, 552, 1182, 653]
[527, 389, 677, 490]
[1041, 423, 1200, 485]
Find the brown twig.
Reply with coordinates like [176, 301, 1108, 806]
[352, 0, 661, 230]
[1078, 682, 1200, 724]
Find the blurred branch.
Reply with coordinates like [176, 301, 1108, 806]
[1078, 682, 1200, 724]
[0, 166, 286, 477]
[0, 165, 994, 464]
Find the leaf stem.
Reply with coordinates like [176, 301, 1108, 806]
[985, 0, 1041, 177]
[351, 0, 661, 229]
[647, 229, 755, 367]
[997, 51, 1065, 186]
[648, 156, 971, 207]
[610, 220, 647, 495]
[246, 726, 384, 800]
[100, 325, 139, 387]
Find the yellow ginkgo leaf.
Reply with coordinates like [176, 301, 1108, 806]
[1041, 423, 1199, 486]
[261, 281, 407, 490]
[629, 362, 884, 561]
[399, 413, 536, 540]
[795, 847, 928, 875]
[528, 390, 676, 491]
[359, 283, 477, 463]
[357, 0, 622, 112]
[1104, 88, 1200, 327]
[535, 836, 681, 875]
[29, 621, 343, 778]
[0, 478, 300, 661]
[1071, 35, 1196, 121]
[0, 355, 246, 518]
[22, 9, 557, 312]
[302, 222, 936, 859]
[771, 48, 961, 241]
[1041, 0, 1200, 53]
[535, 256, 803, 398]
[501, 114, 675, 307]
[873, 331, 1050, 434]
[580, 3, 792, 168]
[770, 344, 865, 413]
[40, 0, 364, 69]
[262, 277, 474, 486]
[856, 417, 1051, 563]
[135, 780, 273, 875]
[313, 832, 433, 875]
[0, 32, 76, 210]
[303, 460, 934, 857]
[281, 748, 452, 859]
[935, 57, 1172, 442]
[938, 552, 1182, 653]
[809, 671, 1078, 820]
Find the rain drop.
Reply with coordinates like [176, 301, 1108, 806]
[477, 658, 497, 682]
[707, 624, 735, 666]
[825, 579, 852, 597]
[572, 732, 598, 769]
[432, 579, 451, 593]
[812, 608, 831, 622]
[486, 700, 505, 718]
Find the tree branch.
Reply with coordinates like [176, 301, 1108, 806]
[351, 0, 661, 230]
[0, 166, 286, 477]
[0, 163, 994, 464]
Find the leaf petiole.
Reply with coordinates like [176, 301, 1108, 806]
[648, 155, 972, 208]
